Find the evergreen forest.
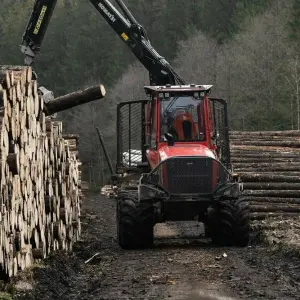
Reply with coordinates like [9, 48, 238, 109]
[1, 0, 300, 186]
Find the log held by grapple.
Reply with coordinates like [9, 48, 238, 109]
[44, 84, 106, 116]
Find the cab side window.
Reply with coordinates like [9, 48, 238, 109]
[150, 99, 157, 149]
[208, 101, 215, 138]
[145, 102, 151, 146]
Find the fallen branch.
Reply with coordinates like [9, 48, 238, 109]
[84, 252, 101, 264]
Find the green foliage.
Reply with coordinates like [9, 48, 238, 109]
[233, 0, 273, 24]
[0, 292, 13, 300]
[289, 0, 300, 44]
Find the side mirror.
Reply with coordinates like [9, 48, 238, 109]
[164, 133, 174, 146]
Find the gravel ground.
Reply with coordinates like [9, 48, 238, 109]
[10, 193, 300, 300]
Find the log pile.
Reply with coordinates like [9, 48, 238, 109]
[0, 65, 83, 277]
[230, 130, 300, 220]
[101, 184, 117, 198]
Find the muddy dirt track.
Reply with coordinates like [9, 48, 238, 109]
[12, 193, 300, 300]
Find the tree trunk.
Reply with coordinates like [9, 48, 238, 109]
[247, 197, 300, 205]
[231, 140, 300, 147]
[230, 130, 300, 136]
[240, 173, 300, 182]
[250, 204, 300, 213]
[243, 190, 300, 197]
[250, 212, 299, 220]
[45, 84, 106, 115]
[243, 182, 300, 190]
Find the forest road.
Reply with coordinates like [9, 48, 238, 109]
[14, 193, 300, 300]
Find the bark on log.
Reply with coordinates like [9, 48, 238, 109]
[240, 173, 300, 183]
[236, 169, 300, 174]
[231, 148, 300, 154]
[250, 204, 300, 213]
[247, 197, 300, 204]
[230, 152, 300, 158]
[250, 212, 300, 220]
[231, 140, 300, 147]
[230, 136, 300, 142]
[62, 134, 79, 141]
[243, 182, 300, 190]
[243, 190, 300, 197]
[45, 84, 106, 115]
[233, 163, 300, 172]
[240, 171, 300, 176]
[231, 145, 300, 152]
[230, 130, 300, 137]
[231, 157, 300, 163]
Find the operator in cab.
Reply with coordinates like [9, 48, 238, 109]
[161, 111, 197, 141]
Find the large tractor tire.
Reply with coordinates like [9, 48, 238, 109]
[209, 198, 250, 247]
[117, 192, 154, 249]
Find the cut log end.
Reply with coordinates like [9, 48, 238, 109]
[100, 84, 106, 97]
[45, 83, 106, 115]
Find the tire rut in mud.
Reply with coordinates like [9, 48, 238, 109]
[12, 193, 300, 300]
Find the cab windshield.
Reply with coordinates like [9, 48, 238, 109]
[160, 95, 206, 142]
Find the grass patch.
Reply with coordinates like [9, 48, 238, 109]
[0, 292, 13, 300]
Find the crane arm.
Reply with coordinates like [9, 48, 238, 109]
[89, 0, 186, 85]
[20, 0, 57, 66]
[20, 0, 186, 85]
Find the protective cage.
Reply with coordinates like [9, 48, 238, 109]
[143, 156, 232, 196]
[116, 100, 148, 172]
[209, 98, 231, 169]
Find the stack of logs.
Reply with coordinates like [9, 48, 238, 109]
[0, 65, 82, 277]
[230, 130, 300, 220]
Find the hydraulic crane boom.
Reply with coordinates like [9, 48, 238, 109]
[89, 0, 186, 85]
[20, 0, 57, 66]
[20, 0, 186, 86]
